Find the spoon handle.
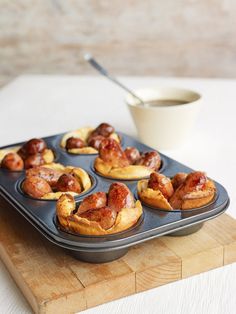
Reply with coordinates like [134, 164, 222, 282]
[84, 54, 145, 106]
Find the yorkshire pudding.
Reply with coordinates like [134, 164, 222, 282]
[22, 163, 92, 200]
[0, 138, 54, 171]
[94, 138, 161, 180]
[56, 182, 142, 235]
[137, 171, 216, 210]
[60, 123, 120, 154]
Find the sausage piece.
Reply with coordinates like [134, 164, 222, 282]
[135, 151, 161, 170]
[65, 137, 85, 150]
[22, 138, 47, 155]
[26, 166, 63, 188]
[171, 173, 187, 190]
[108, 182, 134, 212]
[17, 147, 27, 160]
[79, 206, 117, 230]
[87, 135, 105, 150]
[169, 171, 207, 209]
[56, 173, 81, 194]
[1, 152, 24, 171]
[77, 192, 107, 214]
[148, 172, 174, 200]
[184, 171, 207, 192]
[99, 138, 129, 167]
[24, 154, 45, 169]
[22, 176, 52, 198]
[90, 123, 114, 138]
[124, 147, 140, 164]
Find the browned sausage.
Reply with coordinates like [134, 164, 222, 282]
[17, 147, 27, 160]
[26, 166, 63, 187]
[169, 171, 207, 209]
[79, 206, 117, 230]
[24, 154, 45, 169]
[99, 138, 129, 167]
[22, 138, 46, 155]
[77, 192, 107, 214]
[171, 173, 187, 190]
[1, 152, 24, 171]
[124, 147, 140, 164]
[90, 123, 114, 138]
[65, 137, 85, 150]
[87, 135, 105, 150]
[183, 171, 207, 192]
[56, 173, 81, 194]
[148, 172, 174, 200]
[22, 176, 52, 198]
[135, 151, 161, 170]
[108, 182, 134, 212]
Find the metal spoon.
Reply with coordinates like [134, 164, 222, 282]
[84, 53, 146, 106]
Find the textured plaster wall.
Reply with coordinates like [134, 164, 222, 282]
[1, 0, 236, 85]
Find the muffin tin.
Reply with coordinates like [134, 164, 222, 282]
[0, 132, 230, 263]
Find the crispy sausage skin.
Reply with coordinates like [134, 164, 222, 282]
[90, 123, 114, 138]
[1, 152, 24, 171]
[77, 192, 107, 214]
[99, 138, 129, 167]
[22, 176, 52, 198]
[148, 172, 174, 200]
[26, 166, 63, 188]
[87, 135, 105, 150]
[65, 137, 85, 150]
[171, 173, 188, 190]
[79, 206, 117, 230]
[108, 182, 134, 212]
[135, 151, 161, 170]
[57, 182, 137, 231]
[169, 171, 207, 209]
[78, 182, 136, 228]
[56, 173, 81, 194]
[17, 147, 27, 160]
[17, 138, 48, 165]
[124, 147, 141, 164]
[16, 138, 49, 169]
[22, 138, 47, 155]
[24, 154, 45, 169]
[183, 171, 207, 192]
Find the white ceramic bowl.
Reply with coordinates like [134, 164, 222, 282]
[126, 87, 201, 150]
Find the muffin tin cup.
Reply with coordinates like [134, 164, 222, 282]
[71, 248, 129, 263]
[58, 131, 124, 156]
[17, 172, 98, 202]
[91, 156, 167, 181]
[0, 131, 230, 263]
[53, 199, 145, 239]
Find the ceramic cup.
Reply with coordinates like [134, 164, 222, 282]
[126, 87, 201, 150]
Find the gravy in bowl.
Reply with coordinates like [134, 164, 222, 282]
[144, 99, 189, 107]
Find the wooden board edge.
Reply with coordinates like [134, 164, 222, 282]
[224, 242, 236, 265]
[84, 272, 135, 309]
[181, 245, 224, 278]
[135, 260, 182, 293]
[39, 289, 86, 314]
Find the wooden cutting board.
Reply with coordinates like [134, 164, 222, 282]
[0, 196, 236, 314]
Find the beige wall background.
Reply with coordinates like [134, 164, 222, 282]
[1, 0, 236, 86]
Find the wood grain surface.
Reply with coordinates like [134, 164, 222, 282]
[0, 195, 235, 314]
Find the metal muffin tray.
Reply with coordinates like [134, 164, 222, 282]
[0, 132, 230, 263]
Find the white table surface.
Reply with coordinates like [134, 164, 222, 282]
[0, 75, 235, 314]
